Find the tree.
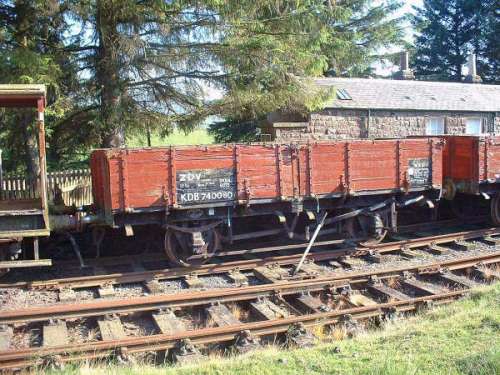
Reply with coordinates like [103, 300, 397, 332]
[63, 1, 376, 147]
[0, 0, 75, 175]
[210, 0, 405, 142]
[412, 0, 499, 82]
[474, 0, 500, 83]
[323, 0, 405, 77]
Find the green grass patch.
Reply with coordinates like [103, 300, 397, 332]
[44, 284, 500, 375]
[127, 128, 214, 147]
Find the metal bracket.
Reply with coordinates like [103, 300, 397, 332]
[115, 346, 133, 364]
[172, 338, 204, 364]
[382, 306, 399, 320]
[285, 322, 315, 348]
[41, 355, 65, 370]
[233, 330, 260, 354]
[338, 314, 359, 336]
[368, 275, 380, 285]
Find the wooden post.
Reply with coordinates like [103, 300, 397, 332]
[37, 98, 49, 229]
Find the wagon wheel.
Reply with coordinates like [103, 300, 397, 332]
[344, 213, 387, 247]
[491, 195, 500, 226]
[164, 226, 221, 267]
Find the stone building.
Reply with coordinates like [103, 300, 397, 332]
[265, 55, 500, 141]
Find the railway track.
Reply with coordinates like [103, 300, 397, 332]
[2, 217, 480, 278]
[1, 251, 499, 324]
[1, 226, 497, 294]
[0, 228, 499, 370]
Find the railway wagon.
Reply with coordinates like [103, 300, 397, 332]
[90, 138, 444, 266]
[443, 135, 500, 223]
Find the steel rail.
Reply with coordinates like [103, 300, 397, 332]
[0, 288, 474, 369]
[1, 251, 498, 325]
[1, 227, 498, 291]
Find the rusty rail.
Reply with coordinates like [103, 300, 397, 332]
[1, 251, 498, 324]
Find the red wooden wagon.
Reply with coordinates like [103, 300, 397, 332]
[90, 137, 444, 265]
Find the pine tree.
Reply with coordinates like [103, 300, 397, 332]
[323, 0, 405, 77]
[210, 0, 405, 142]
[412, 0, 498, 82]
[475, 0, 499, 83]
[0, 0, 76, 174]
[60, 1, 347, 147]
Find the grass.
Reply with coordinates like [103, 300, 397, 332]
[126, 128, 214, 147]
[43, 283, 500, 375]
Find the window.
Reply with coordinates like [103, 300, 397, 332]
[466, 118, 482, 134]
[425, 117, 445, 135]
[336, 88, 352, 100]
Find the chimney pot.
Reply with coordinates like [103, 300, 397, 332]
[394, 51, 415, 80]
[465, 53, 482, 83]
[400, 51, 410, 71]
[469, 54, 477, 76]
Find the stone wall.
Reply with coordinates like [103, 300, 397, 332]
[271, 109, 498, 141]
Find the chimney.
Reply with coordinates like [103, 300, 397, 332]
[464, 54, 482, 83]
[400, 51, 409, 71]
[394, 51, 415, 80]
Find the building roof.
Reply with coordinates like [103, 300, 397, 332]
[314, 78, 500, 113]
[0, 84, 46, 108]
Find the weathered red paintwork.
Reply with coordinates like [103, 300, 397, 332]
[90, 138, 444, 215]
[443, 136, 500, 193]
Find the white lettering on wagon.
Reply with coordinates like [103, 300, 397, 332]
[176, 168, 236, 205]
[408, 158, 431, 187]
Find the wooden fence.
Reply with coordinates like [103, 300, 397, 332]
[0, 169, 93, 207]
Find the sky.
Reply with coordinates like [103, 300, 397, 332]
[401, 0, 423, 19]
[400, 0, 424, 40]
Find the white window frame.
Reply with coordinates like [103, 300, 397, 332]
[425, 117, 445, 135]
[465, 117, 482, 135]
